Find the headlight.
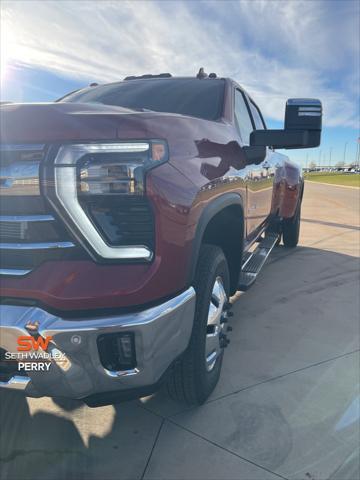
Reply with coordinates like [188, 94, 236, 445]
[51, 141, 167, 261]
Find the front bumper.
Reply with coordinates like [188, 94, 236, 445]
[0, 288, 195, 400]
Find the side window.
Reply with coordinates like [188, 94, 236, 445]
[234, 90, 254, 145]
[249, 101, 266, 130]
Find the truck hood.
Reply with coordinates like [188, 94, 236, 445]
[0, 102, 181, 144]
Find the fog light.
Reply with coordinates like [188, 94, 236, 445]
[97, 332, 137, 372]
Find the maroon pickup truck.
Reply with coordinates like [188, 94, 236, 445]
[0, 70, 322, 406]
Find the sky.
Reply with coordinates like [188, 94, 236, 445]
[0, 0, 359, 166]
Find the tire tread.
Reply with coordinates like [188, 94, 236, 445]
[167, 244, 229, 404]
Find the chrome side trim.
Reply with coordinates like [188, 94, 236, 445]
[0, 376, 30, 390]
[298, 106, 322, 112]
[0, 215, 55, 222]
[0, 268, 32, 276]
[0, 241, 75, 250]
[298, 112, 322, 116]
[0, 144, 45, 151]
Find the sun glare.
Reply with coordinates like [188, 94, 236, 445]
[1, 24, 19, 81]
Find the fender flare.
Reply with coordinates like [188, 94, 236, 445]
[187, 192, 245, 286]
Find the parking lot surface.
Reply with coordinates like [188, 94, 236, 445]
[0, 181, 359, 480]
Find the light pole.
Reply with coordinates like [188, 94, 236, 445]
[329, 147, 332, 168]
[343, 142, 348, 165]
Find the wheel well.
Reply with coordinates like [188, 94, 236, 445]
[201, 205, 244, 295]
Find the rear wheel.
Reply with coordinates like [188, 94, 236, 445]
[282, 202, 301, 248]
[167, 244, 230, 405]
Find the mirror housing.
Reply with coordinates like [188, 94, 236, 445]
[243, 146, 266, 165]
[250, 98, 322, 149]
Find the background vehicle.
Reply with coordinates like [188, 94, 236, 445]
[0, 70, 322, 406]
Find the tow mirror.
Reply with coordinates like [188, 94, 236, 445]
[243, 146, 266, 165]
[250, 98, 322, 149]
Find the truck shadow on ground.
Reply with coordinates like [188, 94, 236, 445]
[0, 246, 358, 480]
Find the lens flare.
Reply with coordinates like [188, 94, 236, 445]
[0, 20, 19, 82]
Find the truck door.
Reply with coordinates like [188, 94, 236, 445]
[234, 90, 275, 237]
[246, 98, 276, 232]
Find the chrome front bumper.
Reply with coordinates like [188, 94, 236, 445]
[0, 288, 195, 400]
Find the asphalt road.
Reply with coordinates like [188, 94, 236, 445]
[1, 181, 359, 480]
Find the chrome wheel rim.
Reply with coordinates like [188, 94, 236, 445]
[205, 276, 227, 372]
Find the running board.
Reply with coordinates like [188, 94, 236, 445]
[238, 233, 279, 291]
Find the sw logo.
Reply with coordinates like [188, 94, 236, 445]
[17, 321, 53, 352]
[17, 335, 53, 352]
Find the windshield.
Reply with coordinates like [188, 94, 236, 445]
[59, 78, 225, 121]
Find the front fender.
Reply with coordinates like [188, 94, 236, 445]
[187, 192, 244, 286]
[272, 160, 303, 219]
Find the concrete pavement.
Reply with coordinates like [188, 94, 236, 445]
[0, 181, 359, 480]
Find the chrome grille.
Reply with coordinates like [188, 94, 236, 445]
[0, 241, 75, 250]
[0, 145, 81, 276]
[0, 220, 25, 240]
[0, 215, 55, 241]
[0, 145, 43, 196]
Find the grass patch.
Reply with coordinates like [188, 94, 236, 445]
[304, 172, 360, 187]
[248, 177, 274, 191]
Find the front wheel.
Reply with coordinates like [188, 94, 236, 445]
[167, 244, 230, 405]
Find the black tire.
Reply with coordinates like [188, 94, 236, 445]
[167, 244, 230, 405]
[282, 201, 301, 248]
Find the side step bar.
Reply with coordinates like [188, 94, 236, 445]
[238, 233, 279, 291]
